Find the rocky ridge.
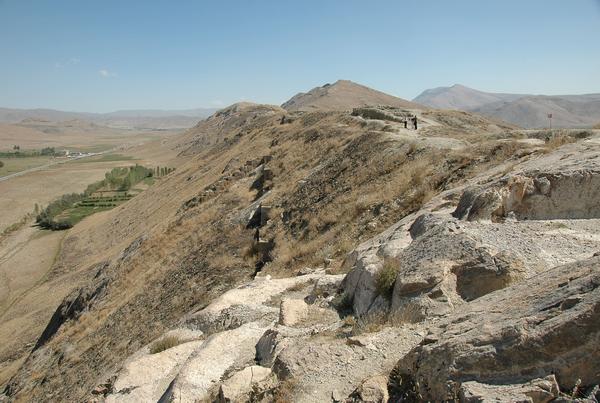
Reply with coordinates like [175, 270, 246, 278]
[3, 84, 600, 402]
[92, 139, 600, 403]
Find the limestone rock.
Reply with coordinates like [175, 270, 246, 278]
[159, 322, 268, 402]
[454, 170, 600, 221]
[184, 274, 324, 334]
[392, 257, 600, 401]
[459, 376, 560, 403]
[270, 326, 422, 403]
[218, 365, 272, 403]
[278, 299, 309, 326]
[346, 375, 389, 402]
[105, 336, 204, 402]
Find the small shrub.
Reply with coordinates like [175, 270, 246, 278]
[375, 258, 399, 299]
[352, 311, 388, 335]
[149, 335, 183, 354]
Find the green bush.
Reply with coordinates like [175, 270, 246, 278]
[375, 258, 399, 299]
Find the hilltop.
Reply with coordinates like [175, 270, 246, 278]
[414, 84, 600, 128]
[282, 80, 424, 112]
[2, 81, 600, 402]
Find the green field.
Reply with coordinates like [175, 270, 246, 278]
[0, 156, 54, 177]
[55, 193, 134, 225]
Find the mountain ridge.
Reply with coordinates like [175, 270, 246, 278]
[414, 84, 600, 128]
[0, 107, 218, 129]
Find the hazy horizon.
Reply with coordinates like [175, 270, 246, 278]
[1, 0, 599, 112]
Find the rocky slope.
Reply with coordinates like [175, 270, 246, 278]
[2, 82, 600, 402]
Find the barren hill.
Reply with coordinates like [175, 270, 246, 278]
[472, 94, 600, 129]
[282, 80, 424, 112]
[413, 84, 522, 110]
[3, 83, 600, 402]
[414, 84, 600, 128]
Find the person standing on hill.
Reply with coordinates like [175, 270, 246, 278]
[413, 116, 418, 130]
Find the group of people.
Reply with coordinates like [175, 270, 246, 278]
[403, 115, 418, 130]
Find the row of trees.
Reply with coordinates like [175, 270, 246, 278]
[36, 193, 86, 230]
[154, 166, 175, 177]
[0, 146, 59, 158]
[37, 164, 155, 230]
[98, 165, 155, 191]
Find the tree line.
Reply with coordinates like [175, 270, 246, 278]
[154, 166, 175, 177]
[36, 164, 155, 230]
[0, 147, 60, 158]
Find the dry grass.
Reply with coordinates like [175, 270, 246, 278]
[350, 305, 421, 336]
[273, 378, 298, 403]
[544, 133, 576, 151]
[352, 311, 389, 335]
[149, 335, 184, 354]
[375, 258, 400, 299]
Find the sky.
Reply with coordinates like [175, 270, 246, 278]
[0, 0, 599, 112]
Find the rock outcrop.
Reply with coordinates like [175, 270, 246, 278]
[342, 144, 600, 322]
[392, 256, 600, 401]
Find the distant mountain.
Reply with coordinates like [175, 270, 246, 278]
[102, 108, 217, 118]
[414, 84, 522, 110]
[282, 80, 425, 112]
[414, 84, 600, 128]
[0, 108, 94, 124]
[0, 107, 218, 129]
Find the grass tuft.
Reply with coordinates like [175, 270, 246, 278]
[375, 258, 399, 299]
[149, 335, 184, 354]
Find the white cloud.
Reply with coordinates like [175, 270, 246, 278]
[54, 57, 80, 69]
[99, 69, 117, 78]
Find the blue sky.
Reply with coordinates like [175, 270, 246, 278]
[1, 0, 599, 112]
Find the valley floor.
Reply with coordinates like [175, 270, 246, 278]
[0, 133, 183, 388]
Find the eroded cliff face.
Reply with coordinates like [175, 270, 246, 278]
[3, 102, 599, 402]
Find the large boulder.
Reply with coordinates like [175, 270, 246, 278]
[183, 274, 326, 334]
[271, 326, 423, 403]
[391, 257, 600, 401]
[159, 322, 269, 402]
